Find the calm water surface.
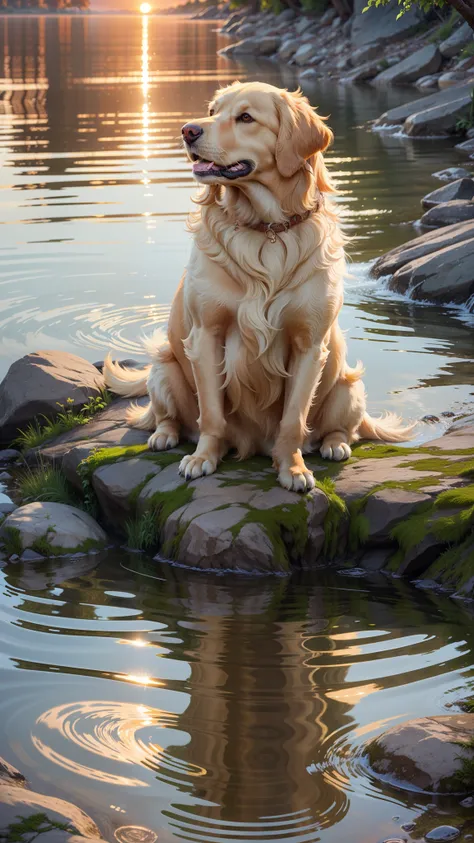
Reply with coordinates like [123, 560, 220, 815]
[1, 17, 474, 843]
[1, 554, 474, 842]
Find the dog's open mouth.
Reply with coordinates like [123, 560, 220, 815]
[191, 155, 254, 180]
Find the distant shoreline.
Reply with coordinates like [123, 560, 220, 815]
[0, 10, 199, 15]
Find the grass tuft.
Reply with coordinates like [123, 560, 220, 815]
[17, 461, 79, 507]
[1, 525, 23, 557]
[14, 390, 113, 451]
[125, 511, 159, 551]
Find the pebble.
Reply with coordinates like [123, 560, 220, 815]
[9, 554, 19, 562]
[401, 824, 415, 833]
[422, 415, 440, 423]
[379, 838, 407, 843]
[0, 449, 20, 465]
[460, 796, 474, 808]
[425, 827, 461, 842]
[337, 568, 367, 577]
[0, 472, 11, 481]
[440, 411, 455, 418]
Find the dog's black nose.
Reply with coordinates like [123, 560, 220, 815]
[182, 123, 204, 145]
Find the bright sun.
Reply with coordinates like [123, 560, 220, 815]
[140, 2, 152, 12]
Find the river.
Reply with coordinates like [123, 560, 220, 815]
[0, 14, 474, 843]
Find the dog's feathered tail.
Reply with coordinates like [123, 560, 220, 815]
[358, 412, 416, 444]
[103, 354, 150, 398]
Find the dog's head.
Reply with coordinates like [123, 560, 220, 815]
[181, 81, 333, 187]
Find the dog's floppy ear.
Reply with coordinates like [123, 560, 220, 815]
[274, 90, 333, 179]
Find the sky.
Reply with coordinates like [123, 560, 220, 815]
[91, 0, 169, 10]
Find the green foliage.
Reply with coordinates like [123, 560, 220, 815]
[315, 477, 347, 558]
[1, 526, 23, 557]
[14, 390, 112, 451]
[364, 0, 455, 22]
[456, 90, 474, 134]
[17, 461, 79, 507]
[461, 41, 474, 57]
[6, 812, 78, 843]
[125, 511, 159, 550]
[429, 9, 459, 42]
[454, 737, 474, 789]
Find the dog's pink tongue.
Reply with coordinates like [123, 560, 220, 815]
[193, 160, 216, 174]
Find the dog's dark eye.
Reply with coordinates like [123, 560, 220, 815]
[237, 112, 254, 123]
[209, 108, 215, 116]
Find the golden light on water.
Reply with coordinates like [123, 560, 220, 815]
[140, 3, 152, 13]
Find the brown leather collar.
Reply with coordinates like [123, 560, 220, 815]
[239, 192, 324, 243]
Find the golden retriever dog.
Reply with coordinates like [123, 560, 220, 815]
[104, 81, 412, 492]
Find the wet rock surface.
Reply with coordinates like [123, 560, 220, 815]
[366, 715, 474, 794]
[0, 502, 107, 555]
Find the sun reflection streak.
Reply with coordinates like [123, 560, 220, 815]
[141, 14, 149, 161]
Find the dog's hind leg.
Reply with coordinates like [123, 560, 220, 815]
[128, 344, 198, 452]
[313, 376, 366, 462]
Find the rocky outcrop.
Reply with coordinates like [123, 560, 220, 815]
[0, 502, 107, 555]
[433, 167, 472, 181]
[0, 351, 104, 446]
[372, 219, 474, 278]
[372, 44, 442, 86]
[421, 200, 474, 227]
[374, 83, 474, 134]
[440, 21, 473, 58]
[422, 178, 474, 208]
[350, 0, 423, 48]
[365, 715, 474, 793]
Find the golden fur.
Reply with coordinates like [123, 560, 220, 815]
[103, 82, 413, 492]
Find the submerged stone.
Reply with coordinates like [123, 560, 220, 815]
[425, 827, 460, 842]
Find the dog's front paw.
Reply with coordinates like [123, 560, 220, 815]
[148, 431, 179, 451]
[178, 453, 217, 481]
[278, 466, 315, 493]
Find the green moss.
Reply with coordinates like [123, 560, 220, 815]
[314, 477, 347, 558]
[425, 533, 474, 590]
[454, 737, 474, 790]
[402, 456, 474, 478]
[127, 472, 156, 509]
[6, 812, 79, 842]
[30, 534, 105, 557]
[1, 526, 23, 557]
[148, 484, 195, 559]
[229, 499, 310, 570]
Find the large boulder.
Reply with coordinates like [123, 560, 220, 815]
[0, 502, 107, 555]
[363, 488, 431, 543]
[372, 220, 474, 277]
[421, 199, 474, 227]
[0, 351, 104, 446]
[258, 35, 281, 55]
[372, 44, 442, 86]
[387, 236, 474, 306]
[365, 715, 474, 793]
[422, 178, 474, 208]
[404, 94, 472, 136]
[278, 38, 300, 60]
[440, 21, 473, 58]
[351, 0, 423, 48]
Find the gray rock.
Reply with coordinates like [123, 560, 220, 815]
[20, 549, 45, 561]
[415, 73, 441, 89]
[137, 463, 183, 509]
[372, 44, 441, 86]
[421, 200, 474, 227]
[432, 167, 472, 181]
[372, 220, 474, 277]
[92, 458, 161, 520]
[277, 8, 296, 23]
[0, 449, 20, 464]
[320, 7, 337, 25]
[440, 21, 473, 58]
[292, 42, 317, 66]
[61, 441, 108, 488]
[177, 506, 250, 569]
[422, 178, 474, 209]
[0, 755, 26, 784]
[278, 38, 299, 60]
[359, 547, 393, 571]
[363, 488, 431, 542]
[294, 15, 311, 34]
[341, 59, 386, 83]
[0, 502, 107, 554]
[219, 37, 260, 56]
[258, 35, 280, 55]
[0, 352, 104, 446]
[375, 83, 474, 127]
[0, 493, 16, 516]
[439, 71, 470, 89]
[0, 471, 11, 481]
[366, 714, 474, 793]
[456, 138, 474, 154]
[388, 235, 474, 306]
[425, 829, 461, 843]
[351, 41, 383, 65]
[403, 94, 473, 136]
[351, 0, 423, 48]
[299, 68, 320, 80]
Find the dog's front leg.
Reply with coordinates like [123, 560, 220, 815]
[273, 342, 329, 492]
[178, 325, 227, 481]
